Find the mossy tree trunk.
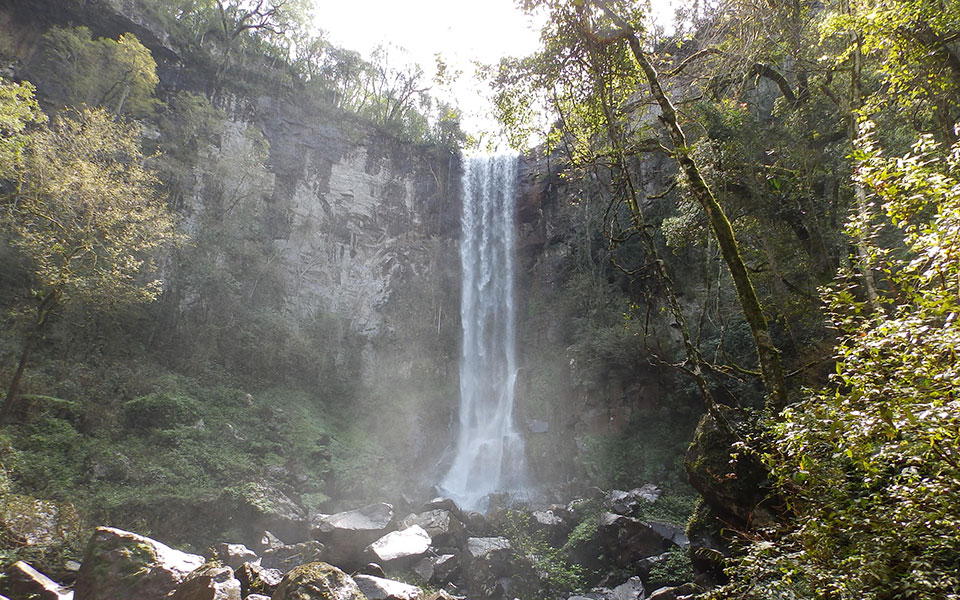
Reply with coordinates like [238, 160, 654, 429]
[589, 1, 790, 413]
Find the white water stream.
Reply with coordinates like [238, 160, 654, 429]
[439, 155, 528, 511]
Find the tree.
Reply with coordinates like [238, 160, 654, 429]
[0, 92, 177, 424]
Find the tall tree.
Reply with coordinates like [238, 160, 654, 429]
[0, 94, 177, 425]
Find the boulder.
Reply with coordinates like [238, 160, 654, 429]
[463, 537, 514, 599]
[412, 553, 458, 584]
[569, 578, 644, 600]
[169, 564, 241, 600]
[271, 562, 365, 600]
[5, 561, 68, 600]
[215, 543, 258, 570]
[359, 563, 387, 578]
[364, 525, 431, 566]
[647, 521, 689, 549]
[419, 497, 461, 517]
[465, 537, 512, 563]
[227, 483, 309, 544]
[597, 512, 672, 566]
[530, 509, 569, 544]
[353, 574, 423, 600]
[604, 485, 661, 517]
[257, 530, 286, 553]
[647, 583, 700, 600]
[246, 596, 271, 600]
[312, 503, 394, 566]
[74, 526, 205, 600]
[398, 510, 466, 547]
[236, 562, 283, 597]
[261, 540, 327, 572]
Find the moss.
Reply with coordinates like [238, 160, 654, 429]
[272, 562, 367, 600]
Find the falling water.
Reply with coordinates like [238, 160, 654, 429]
[439, 154, 528, 512]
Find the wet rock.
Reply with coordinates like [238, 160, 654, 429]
[261, 540, 326, 572]
[312, 503, 394, 567]
[74, 526, 205, 600]
[364, 525, 431, 566]
[5, 561, 67, 600]
[412, 553, 458, 584]
[398, 510, 465, 547]
[353, 574, 423, 600]
[215, 543, 258, 570]
[236, 562, 283, 597]
[170, 564, 241, 600]
[271, 562, 364, 600]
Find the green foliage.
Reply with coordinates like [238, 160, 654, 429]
[499, 509, 585, 598]
[37, 26, 160, 117]
[714, 129, 960, 599]
[646, 547, 694, 590]
[0, 79, 47, 179]
[123, 393, 202, 430]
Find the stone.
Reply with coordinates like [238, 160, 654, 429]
[271, 562, 365, 600]
[5, 561, 67, 600]
[353, 574, 423, 600]
[312, 503, 394, 567]
[257, 530, 286, 553]
[236, 562, 283, 597]
[398, 510, 466, 547]
[74, 526, 205, 600]
[530, 509, 569, 544]
[647, 521, 689, 549]
[215, 543, 258, 570]
[245, 596, 271, 600]
[359, 562, 387, 578]
[527, 419, 549, 434]
[463, 537, 515, 598]
[605, 485, 661, 517]
[170, 564, 241, 600]
[412, 553, 457, 584]
[465, 537, 512, 561]
[364, 525, 431, 565]
[647, 584, 700, 600]
[597, 512, 673, 566]
[261, 540, 326, 572]
[228, 483, 309, 544]
[419, 497, 461, 517]
[424, 591, 464, 600]
[611, 576, 645, 600]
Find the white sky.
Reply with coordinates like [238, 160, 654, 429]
[311, 0, 676, 143]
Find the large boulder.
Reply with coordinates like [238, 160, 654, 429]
[225, 483, 309, 544]
[353, 574, 424, 600]
[5, 561, 68, 600]
[398, 510, 466, 548]
[462, 537, 514, 599]
[364, 525, 431, 567]
[311, 503, 394, 567]
[413, 553, 458, 585]
[597, 513, 673, 566]
[271, 562, 365, 600]
[530, 509, 570, 545]
[74, 526, 204, 600]
[169, 564, 241, 600]
[604, 485, 661, 517]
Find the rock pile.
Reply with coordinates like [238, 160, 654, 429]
[2, 486, 701, 600]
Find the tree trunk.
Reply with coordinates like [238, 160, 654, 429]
[0, 290, 59, 426]
[592, 1, 790, 413]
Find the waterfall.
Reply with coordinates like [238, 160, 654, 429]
[439, 154, 528, 512]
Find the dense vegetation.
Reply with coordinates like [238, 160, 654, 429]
[1, 0, 959, 598]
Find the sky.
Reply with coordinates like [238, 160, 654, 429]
[312, 0, 676, 142]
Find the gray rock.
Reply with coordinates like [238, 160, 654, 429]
[229, 483, 309, 544]
[419, 497, 461, 517]
[245, 596, 271, 600]
[353, 574, 424, 600]
[598, 513, 672, 565]
[611, 576, 645, 600]
[465, 537, 511, 560]
[527, 419, 549, 434]
[364, 525, 431, 565]
[647, 521, 689, 549]
[271, 562, 365, 600]
[74, 526, 205, 600]
[5, 561, 67, 600]
[236, 562, 283, 597]
[257, 530, 286, 553]
[605, 485, 661, 517]
[360, 563, 387, 578]
[312, 503, 394, 566]
[413, 553, 458, 584]
[531, 509, 569, 544]
[648, 584, 700, 600]
[261, 540, 326, 572]
[215, 543, 258, 570]
[398, 510, 466, 547]
[170, 564, 241, 600]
